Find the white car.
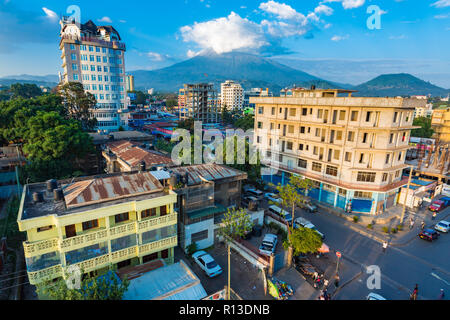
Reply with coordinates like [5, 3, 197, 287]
[367, 292, 386, 300]
[264, 193, 282, 204]
[293, 217, 325, 239]
[435, 220, 450, 233]
[259, 234, 278, 256]
[192, 251, 223, 277]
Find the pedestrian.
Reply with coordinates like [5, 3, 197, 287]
[421, 221, 426, 230]
[323, 278, 329, 288]
[382, 241, 388, 253]
[432, 212, 437, 220]
[409, 218, 415, 230]
[410, 284, 419, 300]
[315, 276, 321, 289]
[313, 271, 319, 281]
[334, 274, 340, 288]
[438, 289, 445, 300]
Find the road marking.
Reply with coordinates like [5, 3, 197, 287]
[431, 272, 450, 286]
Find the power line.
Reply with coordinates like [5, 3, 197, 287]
[0, 269, 27, 278]
[0, 273, 28, 284]
[0, 281, 29, 291]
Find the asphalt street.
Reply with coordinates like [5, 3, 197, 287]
[295, 206, 450, 300]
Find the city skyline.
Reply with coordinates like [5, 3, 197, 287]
[1, 0, 450, 87]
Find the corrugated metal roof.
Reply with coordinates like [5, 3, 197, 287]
[123, 260, 207, 300]
[107, 140, 173, 168]
[62, 172, 164, 208]
[150, 170, 171, 181]
[171, 163, 245, 185]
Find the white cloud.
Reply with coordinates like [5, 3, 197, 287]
[42, 7, 58, 21]
[259, 1, 305, 20]
[187, 49, 200, 58]
[146, 52, 170, 61]
[331, 34, 349, 41]
[322, 0, 365, 10]
[314, 4, 333, 16]
[180, 12, 268, 54]
[435, 13, 449, 19]
[389, 34, 407, 40]
[431, 0, 450, 8]
[98, 16, 112, 23]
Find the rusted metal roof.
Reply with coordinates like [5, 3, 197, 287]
[62, 172, 164, 208]
[106, 140, 173, 169]
[170, 164, 246, 185]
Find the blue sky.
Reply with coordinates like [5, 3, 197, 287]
[1, 0, 450, 87]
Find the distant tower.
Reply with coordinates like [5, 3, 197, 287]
[59, 17, 127, 132]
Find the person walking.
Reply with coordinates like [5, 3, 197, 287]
[410, 284, 419, 300]
[432, 212, 437, 220]
[438, 289, 445, 300]
[409, 218, 415, 230]
[421, 221, 426, 230]
[334, 274, 340, 288]
[382, 241, 388, 253]
[323, 278, 329, 289]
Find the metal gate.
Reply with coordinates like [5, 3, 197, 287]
[273, 250, 286, 273]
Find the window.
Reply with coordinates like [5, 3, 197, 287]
[334, 149, 340, 160]
[90, 65, 96, 71]
[160, 205, 167, 216]
[71, 53, 77, 61]
[289, 108, 296, 117]
[141, 208, 157, 219]
[96, 56, 101, 63]
[351, 111, 358, 121]
[357, 172, 376, 182]
[97, 66, 102, 72]
[82, 219, 98, 231]
[393, 112, 398, 123]
[300, 126, 305, 134]
[257, 136, 261, 143]
[354, 191, 372, 199]
[257, 121, 262, 129]
[317, 109, 323, 119]
[302, 108, 307, 116]
[348, 131, 355, 142]
[326, 165, 338, 176]
[395, 170, 400, 178]
[73, 74, 78, 81]
[258, 107, 264, 114]
[191, 230, 208, 242]
[313, 146, 318, 155]
[362, 132, 368, 143]
[72, 64, 78, 71]
[90, 55, 95, 62]
[298, 159, 308, 169]
[143, 253, 158, 263]
[389, 133, 394, 144]
[114, 212, 129, 223]
[315, 128, 320, 137]
[366, 111, 372, 122]
[299, 144, 304, 151]
[385, 154, 390, 164]
[288, 125, 294, 134]
[161, 249, 169, 259]
[382, 173, 388, 182]
[398, 152, 402, 161]
[37, 226, 53, 232]
[82, 64, 88, 71]
[336, 131, 342, 140]
[312, 162, 322, 172]
[359, 153, 364, 163]
[287, 142, 293, 150]
[402, 132, 407, 142]
[345, 152, 352, 162]
[339, 110, 346, 121]
[91, 75, 96, 81]
[271, 107, 275, 115]
[89, 46, 94, 52]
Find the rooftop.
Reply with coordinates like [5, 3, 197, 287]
[105, 140, 173, 168]
[123, 260, 207, 300]
[20, 171, 169, 221]
[170, 163, 247, 186]
[89, 131, 153, 144]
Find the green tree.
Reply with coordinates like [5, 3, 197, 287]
[219, 208, 253, 300]
[177, 118, 195, 132]
[221, 104, 233, 125]
[37, 271, 129, 300]
[10, 83, 42, 99]
[285, 226, 323, 256]
[234, 113, 254, 131]
[165, 98, 178, 110]
[411, 116, 434, 138]
[57, 82, 98, 131]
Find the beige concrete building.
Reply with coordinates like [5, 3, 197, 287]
[431, 106, 450, 143]
[59, 18, 127, 132]
[252, 88, 426, 214]
[221, 80, 244, 110]
[126, 75, 135, 92]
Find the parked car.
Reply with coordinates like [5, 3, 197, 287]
[259, 234, 278, 256]
[418, 229, 440, 242]
[293, 217, 325, 239]
[428, 197, 450, 212]
[267, 205, 292, 224]
[246, 188, 264, 200]
[435, 220, 450, 233]
[367, 293, 387, 300]
[296, 263, 318, 277]
[192, 251, 223, 277]
[300, 200, 318, 213]
[264, 193, 282, 204]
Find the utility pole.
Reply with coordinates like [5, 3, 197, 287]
[227, 244, 231, 300]
[400, 166, 414, 225]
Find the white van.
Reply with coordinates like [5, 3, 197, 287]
[268, 205, 292, 223]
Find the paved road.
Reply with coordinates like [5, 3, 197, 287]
[296, 206, 450, 300]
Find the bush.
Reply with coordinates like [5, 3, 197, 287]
[382, 226, 389, 233]
[186, 242, 198, 256]
[353, 216, 359, 223]
[397, 224, 403, 231]
[367, 224, 373, 229]
[391, 228, 398, 234]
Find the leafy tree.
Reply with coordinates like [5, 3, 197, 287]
[57, 82, 97, 131]
[10, 83, 42, 99]
[128, 90, 148, 105]
[165, 98, 178, 110]
[221, 104, 233, 125]
[177, 118, 195, 132]
[37, 271, 129, 300]
[411, 116, 434, 138]
[284, 226, 323, 256]
[234, 113, 254, 131]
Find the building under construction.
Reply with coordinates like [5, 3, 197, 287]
[178, 83, 219, 124]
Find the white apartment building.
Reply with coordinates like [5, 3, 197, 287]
[59, 18, 128, 132]
[221, 80, 244, 110]
[414, 103, 433, 118]
[252, 88, 426, 215]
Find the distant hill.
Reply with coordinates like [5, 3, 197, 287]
[352, 73, 449, 97]
[0, 74, 58, 88]
[129, 51, 339, 93]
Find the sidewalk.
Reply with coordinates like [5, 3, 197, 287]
[316, 202, 450, 246]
